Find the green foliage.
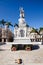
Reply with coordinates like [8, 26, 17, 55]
[30, 28, 39, 34]
[14, 23, 19, 27]
[0, 19, 6, 26]
[5, 22, 13, 27]
[26, 24, 29, 27]
[0, 19, 13, 28]
[39, 27, 43, 32]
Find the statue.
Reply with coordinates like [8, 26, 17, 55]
[19, 7, 24, 18]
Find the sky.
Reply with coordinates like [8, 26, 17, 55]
[0, 0, 43, 32]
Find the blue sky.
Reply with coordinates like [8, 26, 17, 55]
[0, 0, 43, 32]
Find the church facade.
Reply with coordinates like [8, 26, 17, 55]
[14, 8, 43, 44]
[14, 8, 32, 39]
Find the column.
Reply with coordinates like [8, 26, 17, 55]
[2, 38, 4, 42]
[2, 28, 4, 42]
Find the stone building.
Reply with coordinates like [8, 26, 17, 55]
[0, 27, 13, 42]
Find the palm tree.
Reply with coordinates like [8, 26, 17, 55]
[39, 27, 43, 32]
[0, 19, 6, 42]
[26, 24, 29, 27]
[39, 27, 43, 43]
[30, 28, 39, 34]
[0, 19, 6, 27]
[5, 22, 13, 28]
[5, 22, 13, 42]
[14, 23, 19, 27]
[0, 19, 13, 42]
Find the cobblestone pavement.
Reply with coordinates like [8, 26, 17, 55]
[0, 44, 43, 65]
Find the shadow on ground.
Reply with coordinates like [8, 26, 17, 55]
[0, 49, 6, 51]
[42, 42, 43, 45]
[0, 42, 6, 46]
[32, 45, 40, 50]
[0, 43, 6, 51]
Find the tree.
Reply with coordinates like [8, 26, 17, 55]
[5, 22, 13, 28]
[0, 19, 6, 42]
[39, 27, 43, 32]
[0, 19, 6, 27]
[0, 19, 13, 42]
[5, 22, 13, 42]
[14, 23, 19, 27]
[30, 28, 39, 34]
[26, 24, 29, 27]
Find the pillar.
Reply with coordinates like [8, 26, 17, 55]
[2, 38, 4, 42]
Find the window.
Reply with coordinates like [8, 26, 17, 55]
[20, 30, 25, 37]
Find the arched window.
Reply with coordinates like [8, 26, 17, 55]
[20, 30, 25, 37]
